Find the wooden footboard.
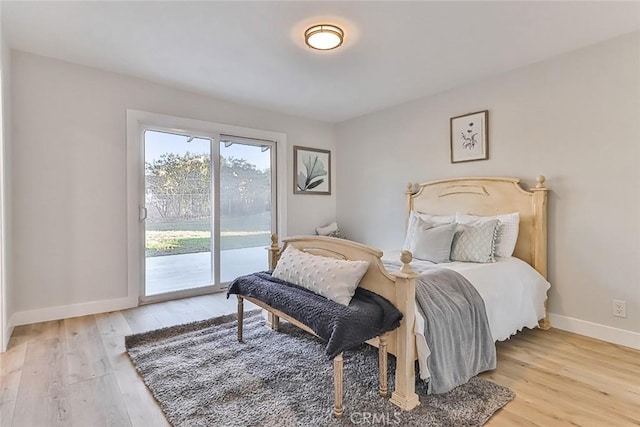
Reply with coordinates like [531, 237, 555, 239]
[266, 234, 421, 411]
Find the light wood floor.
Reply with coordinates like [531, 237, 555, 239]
[1, 293, 638, 426]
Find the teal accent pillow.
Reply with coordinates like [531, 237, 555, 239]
[450, 220, 500, 263]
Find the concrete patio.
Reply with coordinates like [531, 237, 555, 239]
[145, 246, 268, 295]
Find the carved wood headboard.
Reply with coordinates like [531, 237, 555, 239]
[406, 176, 549, 278]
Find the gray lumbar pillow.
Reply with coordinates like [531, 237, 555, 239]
[409, 222, 458, 263]
[450, 220, 500, 263]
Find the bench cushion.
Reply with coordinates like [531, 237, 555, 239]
[228, 272, 402, 359]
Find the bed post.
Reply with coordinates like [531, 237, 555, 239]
[405, 182, 414, 229]
[266, 233, 281, 331]
[389, 251, 420, 411]
[532, 175, 551, 330]
[267, 233, 281, 270]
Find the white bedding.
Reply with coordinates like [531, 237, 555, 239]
[382, 250, 550, 380]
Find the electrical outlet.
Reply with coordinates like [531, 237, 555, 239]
[612, 300, 627, 318]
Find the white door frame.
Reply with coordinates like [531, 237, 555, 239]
[0, 37, 7, 351]
[126, 110, 287, 305]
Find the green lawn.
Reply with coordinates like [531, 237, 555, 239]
[145, 213, 271, 257]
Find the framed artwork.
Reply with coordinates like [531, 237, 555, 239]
[450, 110, 489, 163]
[293, 146, 331, 195]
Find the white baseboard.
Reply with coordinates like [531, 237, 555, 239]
[10, 295, 138, 328]
[548, 313, 640, 350]
[2, 323, 14, 352]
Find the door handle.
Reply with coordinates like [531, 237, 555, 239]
[139, 207, 148, 222]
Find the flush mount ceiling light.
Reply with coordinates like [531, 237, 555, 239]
[304, 24, 344, 50]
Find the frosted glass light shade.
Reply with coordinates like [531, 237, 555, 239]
[304, 24, 344, 50]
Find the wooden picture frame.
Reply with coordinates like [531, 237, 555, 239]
[450, 110, 489, 163]
[293, 146, 331, 195]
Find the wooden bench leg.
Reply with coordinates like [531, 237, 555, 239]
[266, 312, 280, 332]
[237, 296, 244, 342]
[333, 353, 344, 418]
[379, 334, 388, 397]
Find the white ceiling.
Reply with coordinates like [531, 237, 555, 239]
[3, 1, 640, 123]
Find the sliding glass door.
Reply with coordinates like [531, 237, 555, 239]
[144, 130, 214, 296]
[219, 137, 276, 283]
[142, 130, 276, 299]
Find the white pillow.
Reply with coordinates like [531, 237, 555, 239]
[456, 212, 520, 257]
[316, 222, 343, 238]
[403, 211, 456, 250]
[410, 222, 458, 263]
[272, 246, 369, 306]
[450, 220, 500, 263]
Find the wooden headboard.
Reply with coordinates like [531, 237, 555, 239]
[406, 176, 549, 278]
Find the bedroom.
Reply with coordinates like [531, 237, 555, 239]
[0, 1, 639, 426]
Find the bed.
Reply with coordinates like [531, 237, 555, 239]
[265, 175, 550, 410]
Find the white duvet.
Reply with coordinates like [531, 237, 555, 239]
[382, 250, 550, 380]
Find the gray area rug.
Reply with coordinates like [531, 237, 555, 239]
[125, 310, 514, 426]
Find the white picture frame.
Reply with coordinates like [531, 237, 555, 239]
[450, 110, 489, 163]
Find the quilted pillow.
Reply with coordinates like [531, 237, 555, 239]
[456, 212, 520, 257]
[272, 246, 369, 306]
[410, 222, 458, 263]
[403, 211, 456, 250]
[450, 220, 500, 263]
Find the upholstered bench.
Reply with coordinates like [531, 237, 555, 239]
[228, 271, 402, 418]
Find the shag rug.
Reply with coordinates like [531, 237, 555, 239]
[125, 311, 514, 427]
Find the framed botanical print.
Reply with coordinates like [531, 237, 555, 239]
[293, 146, 331, 195]
[450, 110, 489, 163]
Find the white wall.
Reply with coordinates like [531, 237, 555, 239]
[337, 32, 640, 342]
[9, 51, 336, 318]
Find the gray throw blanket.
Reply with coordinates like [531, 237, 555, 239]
[227, 272, 403, 359]
[384, 261, 496, 394]
[416, 268, 496, 394]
